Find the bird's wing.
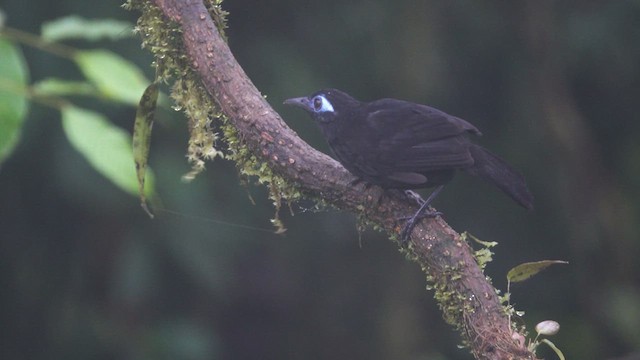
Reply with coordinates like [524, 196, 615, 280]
[365, 100, 479, 171]
[366, 99, 481, 141]
[383, 137, 475, 170]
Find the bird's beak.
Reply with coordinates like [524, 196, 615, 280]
[283, 97, 312, 112]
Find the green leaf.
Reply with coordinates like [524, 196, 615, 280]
[0, 38, 29, 164]
[32, 78, 97, 97]
[62, 106, 154, 197]
[74, 50, 149, 105]
[41, 16, 134, 42]
[133, 83, 159, 217]
[507, 260, 568, 283]
[540, 339, 566, 360]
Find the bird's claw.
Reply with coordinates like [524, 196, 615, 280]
[398, 185, 446, 245]
[397, 209, 443, 221]
[399, 209, 442, 245]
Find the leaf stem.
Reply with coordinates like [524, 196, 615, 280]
[0, 26, 77, 59]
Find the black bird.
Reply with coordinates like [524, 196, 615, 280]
[284, 89, 533, 241]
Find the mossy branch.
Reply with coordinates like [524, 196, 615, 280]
[126, 0, 536, 358]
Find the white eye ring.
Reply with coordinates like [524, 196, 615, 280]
[312, 95, 335, 113]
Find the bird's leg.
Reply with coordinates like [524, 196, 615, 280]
[400, 185, 445, 243]
[397, 187, 444, 220]
[403, 190, 425, 206]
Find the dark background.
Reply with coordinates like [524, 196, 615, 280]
[2, 0, 639, 359]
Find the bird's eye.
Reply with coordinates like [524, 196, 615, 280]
[312, 95, 335, 113]
[313, 96, 323, 111]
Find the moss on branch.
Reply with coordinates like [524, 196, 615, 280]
[125, 0, 537, 358]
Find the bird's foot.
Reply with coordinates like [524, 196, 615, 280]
[399, 208, 442, 245]
[397, 209, 443, 222]
[397, 185, 446, 245]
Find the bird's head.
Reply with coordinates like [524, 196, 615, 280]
[283, 88, 359, 123]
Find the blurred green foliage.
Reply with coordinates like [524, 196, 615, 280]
[0, 38, 28, 162]
[1, 0, 639, 359]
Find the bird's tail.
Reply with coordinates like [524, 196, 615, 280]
[466, 144, 534, 210]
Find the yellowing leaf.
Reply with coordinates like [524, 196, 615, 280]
[62, 106, 154, 197]
[507, 260, 568, 283]
[133, 83, 159, 217]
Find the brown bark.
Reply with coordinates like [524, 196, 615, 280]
[138, 0, 536, 358]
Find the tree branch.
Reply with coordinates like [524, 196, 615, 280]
[132, 0, 536, 358]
